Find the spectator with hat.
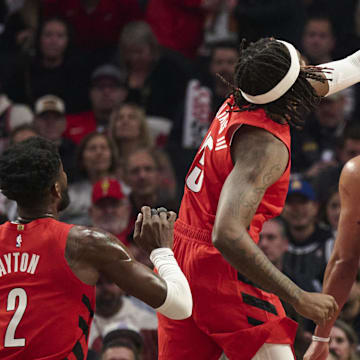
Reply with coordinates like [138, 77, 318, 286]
[0, 73, 33, 154]
[33, 94, 77, 182]
[282, 178, 334, 294]
[90, 178, 132, 246]
[9, 123, 38, 145]
[65, 64, 128, 145]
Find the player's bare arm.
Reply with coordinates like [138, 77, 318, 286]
[65, 207, 192, 318]
[212, 125, 337, 325]
[304, 156, 360, 360]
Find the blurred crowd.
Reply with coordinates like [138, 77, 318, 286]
[1, 1, 360, 359]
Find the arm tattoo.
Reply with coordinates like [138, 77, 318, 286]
[223, 154, 300, 303]
[230, 163, 283, 224]
[223, 231, 301, 304]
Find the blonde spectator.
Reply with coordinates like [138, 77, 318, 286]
[109, 102, 153, 160]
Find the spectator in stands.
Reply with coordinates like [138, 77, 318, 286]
[319, 186, 340, 239]
[33, 95, 77, 182]
[258, 216, 315, 358]
[0, 76, 33, 153]
[119, 21, 190, 123]
[258, 216, 315, 298]
[108, 102, 152, 160]
[89, 178, 131, 246]
[0, 0, 41, 56]
[42, 0, 143, 64]
[60, 131, 117, 225]
[313, 125, 360, 203]
[102, 329, 143, 358]
[302, 14, 335, 65]
[89, 275, 157, 356]
[168, 40, 238, 193]
[207, 40, 239, 109]
[281, 178, 333, 294]
[291, 92, 347, 175]
[259, 217, 289, 271]
[145, 0, 222, 59]
[329, 320, 360, 360]
[65, 64, 128, 145]
[124, 148, 178, 218]
[108, 102, 153, 183]
[100, 338, 140, 360]
[6, 16, 91, 113]
[231, 0, 306, 48]
[9, 123, 38, 145]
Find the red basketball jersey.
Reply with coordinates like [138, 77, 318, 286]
[0, 218, 95, 359]
[178, 96, 291, 243]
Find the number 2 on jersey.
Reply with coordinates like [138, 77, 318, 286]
[186, 134, 213, 192]
[4, 288, 27, 347]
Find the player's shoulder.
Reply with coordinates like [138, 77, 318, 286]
[232, 124, 287, 155]
[68, 225, 108, 245]
[340, 156, 360, 189]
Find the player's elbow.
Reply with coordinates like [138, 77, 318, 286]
[160, 288, 193, 320]
[212, 226, 238, 253]
[173, 296, 193, 320]
[156, 277, 193, 320]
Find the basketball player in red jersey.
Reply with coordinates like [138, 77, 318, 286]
[157, 38, 360, 360]
[0, 137, 192, 359]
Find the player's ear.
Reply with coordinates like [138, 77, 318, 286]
[52, 181, 62, 199]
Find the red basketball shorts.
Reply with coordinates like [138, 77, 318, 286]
[158, 220, 298, 360]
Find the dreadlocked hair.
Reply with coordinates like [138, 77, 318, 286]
[0, 137, 61, 207]
[231, 38, 326, 128]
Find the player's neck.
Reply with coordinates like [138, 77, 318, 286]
[17, 206, 58, 223]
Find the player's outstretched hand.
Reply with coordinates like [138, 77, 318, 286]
[303, 341, 329, 360]
[292, 291, 338, 326]
[133, 206, 177, 254]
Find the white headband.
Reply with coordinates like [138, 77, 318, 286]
[240, 40, 301, 105]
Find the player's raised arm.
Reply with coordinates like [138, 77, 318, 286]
[304, 156, 360, 360]
[65, 206, 192, 320]
[309, 49, 360, 97]
[212, 125, 337, 325]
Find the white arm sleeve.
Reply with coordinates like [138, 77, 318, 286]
[322, 50, 360, 96]
[150, 248, 193, 320]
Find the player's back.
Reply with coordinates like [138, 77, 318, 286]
[0, 218, 95, 359]
[177, 96, 291, 243]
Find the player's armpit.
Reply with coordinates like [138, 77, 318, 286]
[65, 226, 168, 309]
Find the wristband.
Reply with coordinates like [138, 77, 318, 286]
[312, 335, 330, 343]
